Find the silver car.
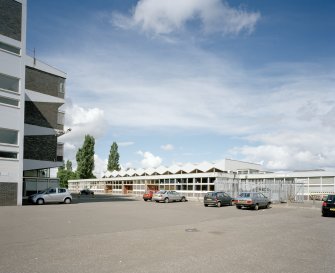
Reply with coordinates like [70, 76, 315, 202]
[28, 188, 72, 205]
[152, 190, 186, 203]
[234, 192, 271, 210]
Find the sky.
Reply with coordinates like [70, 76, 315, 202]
[26, 0, 335, 177]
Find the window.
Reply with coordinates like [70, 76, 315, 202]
[0, 128, 18, 145]
[47, 188, 56, 194]
[57, 111, 65, 125]
[0, 95, 19, 107]
[0, 151, 18, 159]
[59, 82, 65, 93]
[0, 73, 19, 92]
[0, 41, 20, 55]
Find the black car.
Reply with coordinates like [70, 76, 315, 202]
[322, 194, 335, 217]
[204, 191, 233, 207]
[80, 189, 94, 196]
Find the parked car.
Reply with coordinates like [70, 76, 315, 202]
[28, 188, 72, 205]
[80, 189, 94, 196]
[152, 190, 186, 203]
[143, 190, 157, 201]
[322, 194, 335, 217]
[234, 192, 271, 210]
[204, 191, 233, 207]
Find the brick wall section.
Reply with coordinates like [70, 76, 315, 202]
[0, 183, 17, 206]
[25, 101, 63, 130]
[24, 135, 57, 161]
[0, 0, 22, 41]
[25, 67, 65, 99]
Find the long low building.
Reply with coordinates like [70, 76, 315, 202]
[68, 159, 335, 202]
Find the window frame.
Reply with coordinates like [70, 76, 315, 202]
[0, 73, 20, 94]
[0, 128, 19, 145]
[0, 95, 19, 107]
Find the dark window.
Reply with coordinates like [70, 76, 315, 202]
[0, 73, 19, 92]
[0, 0, 22, 41]
[0, 128, 18, 145]
[0, 95, 19, 107]
[0, 151, 17, 159]
[0, 41, 20, 55]
[47, 188, 56, 194]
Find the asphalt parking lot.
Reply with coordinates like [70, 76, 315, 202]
[0, 195, 334, 273]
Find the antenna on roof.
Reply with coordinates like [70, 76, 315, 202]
[33, 48, 36, 65]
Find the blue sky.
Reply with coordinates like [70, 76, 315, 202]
[26, 0, 335, 176]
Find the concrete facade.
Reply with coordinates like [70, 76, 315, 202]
[0, 0, 26, 205]
[0, 0, 66, 205]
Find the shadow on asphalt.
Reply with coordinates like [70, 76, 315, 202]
[23, 194, 140, 206]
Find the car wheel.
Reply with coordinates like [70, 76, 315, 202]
[181, 197, 186, 202]
[204, 204, 208, 207]
[217, 201, 221, 208]
[164, 197, 169, 203]
[37, 198, 44, 205]
[144, 199, 147, 201]
[254, 204, 259, 210]
[64, 198, 71, 204]
[266, 202, 271, 209]
[155, 201, 159, 203]
[236, 205, 242, 209]
[322, 212, 328, 217]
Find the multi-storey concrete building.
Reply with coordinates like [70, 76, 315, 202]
[0, 0, 66, 205]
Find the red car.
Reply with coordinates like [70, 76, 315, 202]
[143, 190, 157, 201]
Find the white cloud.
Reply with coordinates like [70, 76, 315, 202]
[59, 102, 106, 144]
[45, 19, 335, 171]
[161, 144, 174, 151]
[58, 103, 107, 169]
[93, 154, 108, 178]
[137, 150, 162, 168]
[112, 0, 260, 36]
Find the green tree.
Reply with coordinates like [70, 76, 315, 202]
[107, 142, 120, 171]
[57, 160, 77, 188]
[76, 135, 95, 179]
[66, 160, 73, 172]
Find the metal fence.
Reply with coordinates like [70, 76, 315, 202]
[215, 178, 304, 203]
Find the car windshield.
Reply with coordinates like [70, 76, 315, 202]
[239, 193, 251, 198]
[156, 191, 166, 194]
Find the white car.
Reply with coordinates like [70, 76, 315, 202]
[152, 190, 186, 203]
[28, 188, 72, 205]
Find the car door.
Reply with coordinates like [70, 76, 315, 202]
[216, 192, 223, 203]
[57, 188, 67, 202]
[223, 192, 231, 205]
[170, 191, 178, 201]
[44, 188, 57, 203]
[258, 193, 267, 207]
